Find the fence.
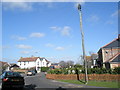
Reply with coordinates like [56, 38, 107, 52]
[46, 74, 120, 81]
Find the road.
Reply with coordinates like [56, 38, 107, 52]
[1, 72, 115, 90]
[23, 72, 104, 90]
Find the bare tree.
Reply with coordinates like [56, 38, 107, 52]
[59, 61, 67, 68]
[66, 60, 74, 68]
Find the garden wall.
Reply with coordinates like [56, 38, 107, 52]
[46, 74, 120, 81]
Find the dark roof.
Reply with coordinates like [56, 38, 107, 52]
[111, 54, 120, 62]
[102, 38, 119, 48]
[10, 64, 19, 68]
[104, 53, 120, 63]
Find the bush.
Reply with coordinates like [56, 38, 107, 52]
[112, 67, 120, 74]
[81, 68, 112, 74]
[47, 67, 120, 74]
[41, 67, 49, 72]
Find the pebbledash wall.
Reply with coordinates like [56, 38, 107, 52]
[46, 74, 120, 81]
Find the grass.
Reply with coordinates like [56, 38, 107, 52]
[57, 80, 120, 88]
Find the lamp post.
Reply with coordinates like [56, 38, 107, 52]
[78, 4, 88, 84]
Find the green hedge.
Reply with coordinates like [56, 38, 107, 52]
[47, 67, 120, 74]
[41, 67, 49, 72]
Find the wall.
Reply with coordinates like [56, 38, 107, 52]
[17, 61, 36, 69]
[102, 48, 119, 63]
[111, 63, 120, 68]
[46, 74, 120, 81]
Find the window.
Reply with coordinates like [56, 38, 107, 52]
[24, 62, 26, 65]
[37, 62, 39, 65]
[20, 62, 21, 65]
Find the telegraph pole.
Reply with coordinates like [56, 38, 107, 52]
[78, 4, 88, 84]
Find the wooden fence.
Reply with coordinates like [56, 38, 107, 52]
[46, 74, 120, 81]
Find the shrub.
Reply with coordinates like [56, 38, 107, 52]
[41, 67, 49, 72]
[47, 67, 120, 74]
[112, 67, 120, 74]
[54, 69, 62, 74]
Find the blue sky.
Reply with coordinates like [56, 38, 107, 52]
[2, 2, 118, 64]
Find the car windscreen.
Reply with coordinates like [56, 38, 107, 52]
[6, 72, 21, 77]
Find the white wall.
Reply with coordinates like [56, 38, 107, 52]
[17, 58, 51, 71]
[17, 61, 36, 69]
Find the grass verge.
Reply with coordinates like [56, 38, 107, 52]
[57, 80, 120, 88]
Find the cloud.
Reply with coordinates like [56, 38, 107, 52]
[61, 26, 71, 36]
[105, 20, 114, 25]
[2, 46, 10, 49]
[38, 2, 54, 8]
[87, 15, 99, 22]
[30, 32, 45, 38]
[20, 51, 30, 54]
[50, 26, 71, 36]
[49, 26, 61, 31]
[11, 36, 27, 40]
[3, 2, 33, 11]
[16, 44, 32, 49]
[111, 10, 120, 17]
[45, 43, 54, 47]
[55, 46, 65, 51]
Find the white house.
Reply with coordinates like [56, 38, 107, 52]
[17, 56, 51, 73]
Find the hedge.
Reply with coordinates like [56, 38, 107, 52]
[41, 67, 49, 72]
[47, 67, 120, 74]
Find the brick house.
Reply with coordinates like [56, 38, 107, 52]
[97, 35, 120, 69]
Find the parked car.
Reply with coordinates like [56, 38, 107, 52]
[1, 71, 24, 89]
[27, 70, 36, 76]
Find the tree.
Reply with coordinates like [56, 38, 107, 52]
[59, 61, 67, 68]
[66, 60, 74, 68]
[74, 64, 83, 68]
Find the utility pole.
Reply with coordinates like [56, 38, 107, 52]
[78, 4, 88, 84]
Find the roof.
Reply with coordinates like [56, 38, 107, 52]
[18, 57, 50, 62]
[101, 38, 119, 48]
[10, 64, 19, 68]
[104, 53, 120, 63]
[0, 61, 10, 66]
[86, 56, 91, 61]
[18, 57, 40, 62]
[111, 54, 120, 63]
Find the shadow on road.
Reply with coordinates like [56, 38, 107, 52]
[1, 84, 36, 90]
[24, 84, 36, 90]
[56, 87, 66, 90]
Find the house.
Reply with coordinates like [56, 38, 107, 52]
[0, 61, 10, 72]
[50, 63, 61, 69]
[97, 35, 120, 69]
[17, 56, 51, 73]
[10, 64, 20, 70]
[84, 54, 98, 68]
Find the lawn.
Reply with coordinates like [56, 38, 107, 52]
[58, 80, 120, 88]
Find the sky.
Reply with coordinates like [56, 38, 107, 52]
[1, 2, 118, 64]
